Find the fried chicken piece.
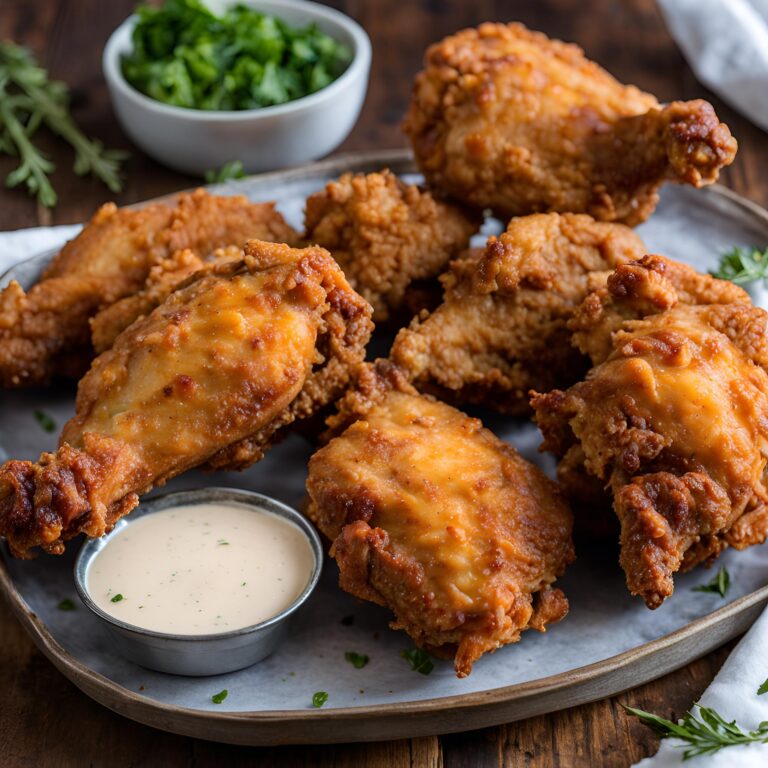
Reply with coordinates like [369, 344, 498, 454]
[554, 255, 756, 528]
[307, 360, 574, 677]
[0, 241, 372, 558]
[403, 23, 737, 225]
[90, 245, 243, 353]
[390, 212, 646, 414]
[304, 170, 479, 322]
[570, 254, 751, 365]
[532, 270, 768, 608]
[0, 190, 298, 387]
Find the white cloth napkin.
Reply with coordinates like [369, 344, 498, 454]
[0, 224, 80, 275]
[657, 0, 768, 132]
[632, 606, 768, 766]
[3, 225, 768, 765]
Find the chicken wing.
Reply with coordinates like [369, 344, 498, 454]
[307, 361, 574, 677]
[390, 212, 646, 414]
[304, 170, 479, 322]
[403, 23, 737, 225]
[90, 245, 243, 354]
[0, 190, 298, 387]
[0, 240, 372, 558]
[552, 254, 755, 527]
[570, 254, 751, 365]
[532, 265, 768, 608]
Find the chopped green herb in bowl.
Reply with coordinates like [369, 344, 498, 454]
[103, 0, 370, 174]
[121, 0, 352, 112]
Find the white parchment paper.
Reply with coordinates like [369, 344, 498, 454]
[2, 174, 768, 715]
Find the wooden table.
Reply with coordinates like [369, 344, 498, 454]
[1, 1, 765, 765]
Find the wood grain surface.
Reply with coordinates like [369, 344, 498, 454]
[0, 0, 766, 765]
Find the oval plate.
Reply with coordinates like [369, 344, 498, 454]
[2, 149, 768, 745]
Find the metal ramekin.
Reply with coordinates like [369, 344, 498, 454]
[74, 488, 323, 677]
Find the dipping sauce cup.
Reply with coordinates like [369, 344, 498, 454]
[74, 488, 323, 676]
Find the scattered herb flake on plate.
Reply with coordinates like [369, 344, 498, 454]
[691, 566, 730, 598]
[57, 598, 76, 611]
[758, 678, 768, 696]
[211, 689, 228, 704]
[122, 0, 352, 112]
[205, 160, 246, 184]
[34, 409, 56, 433]
[400, 648, 434, 675]
[344, 651, 369, 669]
[110, 593, 124, 603]
[312, 691, 329, 708]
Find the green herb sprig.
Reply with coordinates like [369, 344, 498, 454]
[204, 160, 246, 184]
[0, 42, 127, 207]
[344, 651, 369, 669]
[122, 0, 352, 112]
[400, 648, 434, 675]
[34, 409, 56, 433]
[624, 704, 768, 760]
[312, 691, 328, 708]
[211, 689, 228, 704]
[712, 246, 768, 285]
[692, 566, 731, 598]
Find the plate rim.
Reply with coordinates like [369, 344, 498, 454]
[3, 147, 768, 744]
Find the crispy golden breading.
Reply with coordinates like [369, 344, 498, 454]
[390, 213, 646, 414]
[570, 254, 751, 365]
[90, 245, 243, 353]
[304, 170, 479, 322]
[403, 23, 737, 225]
[307, 361, 574, 677]
[556, 256, 754, 529]
[0, 241, 372, 558]
[532, 265, 768, 608]
[0, 190, 298, 386]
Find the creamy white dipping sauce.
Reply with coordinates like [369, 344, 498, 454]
[86, 503, 315, 634]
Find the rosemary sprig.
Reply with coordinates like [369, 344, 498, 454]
[0, 93, 57, 207]
[624, 704, 768, 760]
[0, 41, 127, 207]
[711, 246, 768, 285]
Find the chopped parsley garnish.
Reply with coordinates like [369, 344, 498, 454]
[400, 648, 434, 675]
[758, 678, 768, 696]
[122, 0, 352, 112]
[211, 689, 228, 704]
[57, 598, 76, 611]
[712, 246, 768, 285]
[110, 593, 124, 603]
[216, 539, 229, 546]
[205, 160, 246, 184]
[692, 567, 730, 598]
[344, 651, 369, 669]
[624, 703, 768, 759]
[340, 615, 354, 626]
[34, 409, 56, 433]
[312, 691, 329, 708]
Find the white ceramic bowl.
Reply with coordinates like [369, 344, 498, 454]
[102, 0, 371, 175]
